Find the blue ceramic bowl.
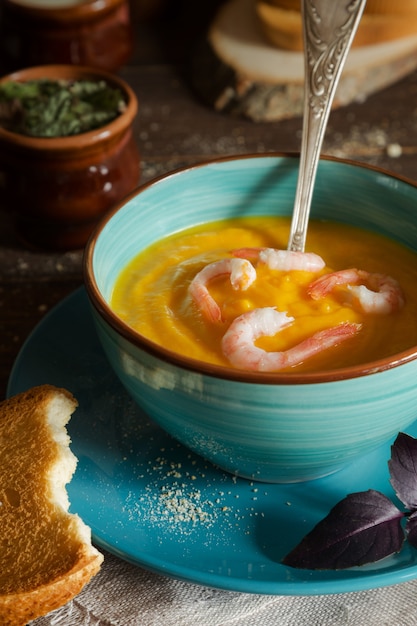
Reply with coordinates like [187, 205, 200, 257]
[84, 154, 417, 483]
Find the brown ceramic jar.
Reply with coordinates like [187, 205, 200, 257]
[0, 0, 133, 73]
[0, 64, 140, 250]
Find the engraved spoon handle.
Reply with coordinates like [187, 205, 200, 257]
[287, 0, 367, 252]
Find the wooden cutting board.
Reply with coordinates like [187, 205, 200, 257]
[190, 0, 417, 121]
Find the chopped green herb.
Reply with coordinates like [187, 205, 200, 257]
[0, 78, 126, 137]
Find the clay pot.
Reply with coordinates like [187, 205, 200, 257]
[0, 0, 133, 73]
[0, 64, 140, 250]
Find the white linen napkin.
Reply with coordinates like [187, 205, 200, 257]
[32, 549, 417, 626]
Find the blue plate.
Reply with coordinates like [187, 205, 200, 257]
[7, 288, 417, 595]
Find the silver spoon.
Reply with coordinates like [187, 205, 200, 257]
[287, 0, 367, 253]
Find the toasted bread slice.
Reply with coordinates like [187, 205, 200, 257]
[0, 385, 103, 626]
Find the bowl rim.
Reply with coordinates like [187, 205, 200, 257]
[83, 152, 417, 384]
[0, 64, 138, 150]
[3, 0, 124, 22]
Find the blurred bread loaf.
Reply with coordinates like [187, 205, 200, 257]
[256, 0, 417, 51]
[0, 385, 103, 626]
[191, 0, 417, 120]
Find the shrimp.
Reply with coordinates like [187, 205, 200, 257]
[221, 307, 361, 372]
[308, 268, 405, 314]
[189, 257, 257, 323]
[232, 247, 325, 272]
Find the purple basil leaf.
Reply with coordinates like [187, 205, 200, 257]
[282, 490, 405, 570]
[406, 510, 417, 549]
[389, 432, 417, 510]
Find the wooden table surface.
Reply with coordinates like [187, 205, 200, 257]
[2, 0, 417, 400]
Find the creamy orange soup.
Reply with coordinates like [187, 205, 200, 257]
[111, 217, 417, 373]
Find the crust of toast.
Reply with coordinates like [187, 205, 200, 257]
[0, 385, 103, 626]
